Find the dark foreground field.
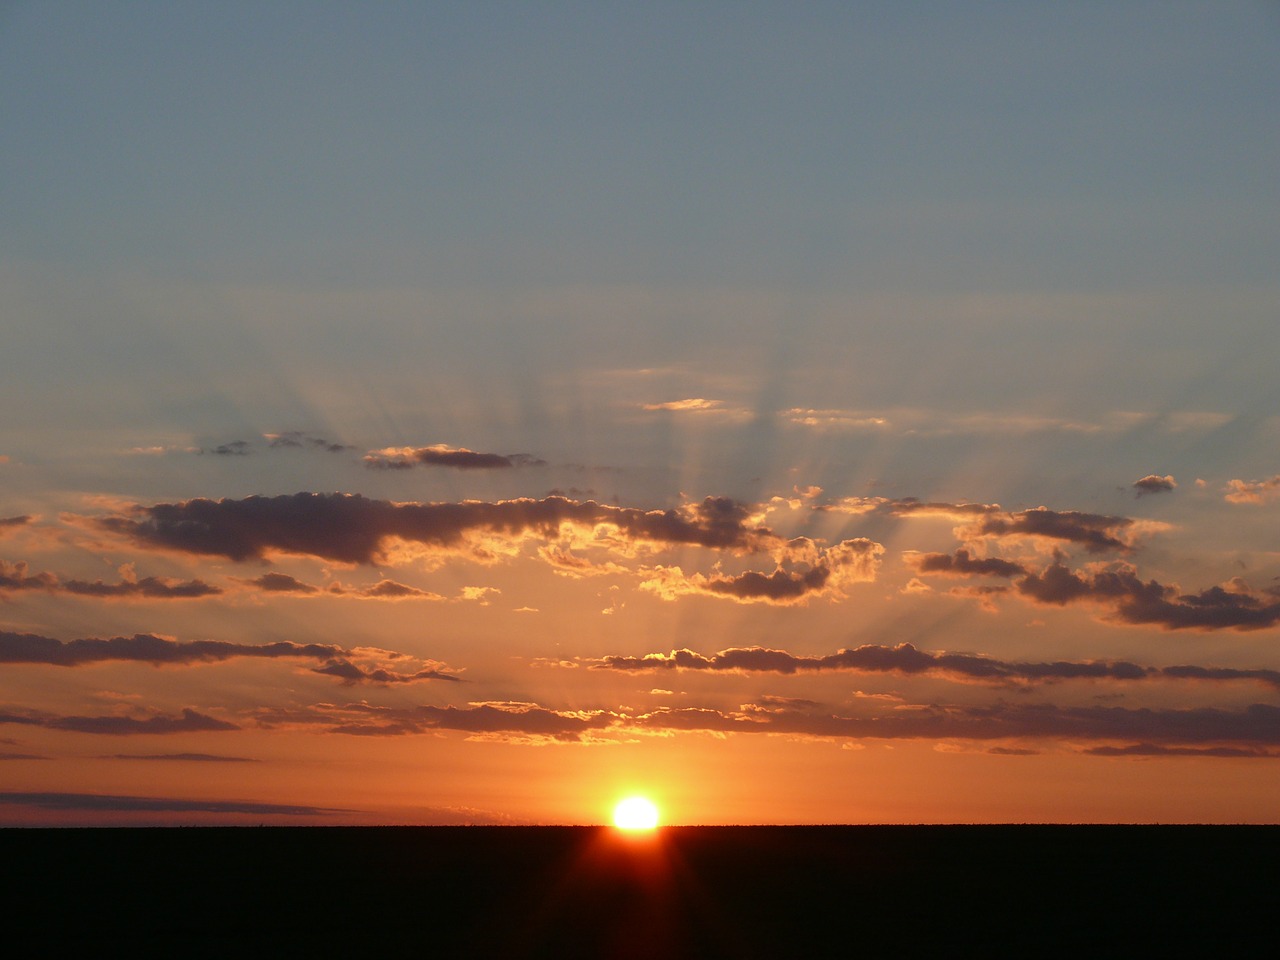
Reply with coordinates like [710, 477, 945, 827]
[3, 825, 1275, 957]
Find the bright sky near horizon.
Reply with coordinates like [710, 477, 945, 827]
[2, 1, 1279, 825]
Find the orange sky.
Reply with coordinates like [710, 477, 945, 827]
[3, 3, 1280, 824]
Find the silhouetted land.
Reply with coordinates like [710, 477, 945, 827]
[4, 825, 1275, 957]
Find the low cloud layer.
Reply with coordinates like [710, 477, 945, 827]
[1, 560, 220, 599]
[263, 697, 1280, 750]
[587, 642, 1280, 689]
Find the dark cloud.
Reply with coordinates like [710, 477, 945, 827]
[0, 515, 32, 529]
[910, 549, 1027, 578]
[0, 631, 459, 684]
[240, 572, 319, 594]
[95, 493, 776, 564]
[0, 751, 49, 760]
[1083, 743, 1276, 758]
[310, 659, 461, 685]
[236, 572, 444, 600]
[0, 708, 238, 736]
[208, 440, 253, 456]
[969, 508, 1136, 553]
[265, 431, 353, 453]
[1017, 561, 1280, 630]
[364, 444, 545, 470]
[0, 560, 221, 599]
[105, 753, 259, 762]
[0, 791, 346, 815]
[590, 642, 1153, 685]
[291, 701, 618, 741]
[204, 433, 352, 457]
[1133, 474, 1176, 496]
[257, 696, 1280, 752]
[622, 700, 1280, 748]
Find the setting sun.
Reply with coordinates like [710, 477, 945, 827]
[613, 797, 660, 831]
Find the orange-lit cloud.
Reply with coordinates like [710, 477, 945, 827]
[1224, 475, 1280, 505]
[0, 631, 460, 684]
[1, 560, 221, 600]
[363, 444, 545, 470]
[588, 642, 1280, 689]
[91, 493, 779, 564]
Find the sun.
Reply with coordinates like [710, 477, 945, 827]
[612, 796, 660, 831]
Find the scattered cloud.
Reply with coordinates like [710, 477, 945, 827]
[639, 538, 883, 604]
[92, 493, 779, 565]
[0, 707, 238, 736]
[0, 560, 221, 600]
[1133, 474, 1176, 496]
[0, 791, 348, 815]
[1016, 562, 1280, 630]
[0, 631, 460, 684]
[363, 444, 545, 470]
[105, 753, 259, 762]
[641, 398, 723, 412]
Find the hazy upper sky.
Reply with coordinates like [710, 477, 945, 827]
[2, 1, 1279, 825]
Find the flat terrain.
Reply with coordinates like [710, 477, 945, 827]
[4, 825, 1274, 957]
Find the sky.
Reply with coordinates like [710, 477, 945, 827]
[2, 1, 1279, 825]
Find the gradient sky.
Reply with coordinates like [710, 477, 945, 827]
[2, 1, 1279, 825]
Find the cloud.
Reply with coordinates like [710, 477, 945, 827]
[641, 398, 723, 412]
[0, 631, 460, 684]
[1016, 561, 1280, 630]
[1082, 743, 1277, 758]
[1224, 475, 1280, 505]
[310, 659, 461, 685]
[203, 433, 352, 457]
[0, 515, 32, 531]
[589, 642, 1154, 686]
[1133, 474, 1176, 496]
[0, 708, 238, 735]
[781, 408, 889, 429]
[589, 642, 1280, 691]
[908, 549, 1027, 578]
[363, 444, 545, 470]
[238, 572, 320, 594]
[0, 791, 347, 815]
[264, 431, 353, 453]
[639, 538, 883, 604]
[93, 493, 778, 565]
[0, 560, 221, 599]
[265, 701, 619, 742]
[240, 693, 1280, 753]
[105, 753, 259, 762]
[964, 508, 1139, 554]
[235, 572, 446, 601]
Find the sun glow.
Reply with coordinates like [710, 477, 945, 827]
[612, 796, 660, 831]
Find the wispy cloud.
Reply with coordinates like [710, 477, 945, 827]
[363, 444, 545, 470]
[586, 642, 1280, 689]
[92, 493, 779, 564]
[0, 708, 237, 735]
[0, 791, 348, 815]
[0, 631, 460, 684]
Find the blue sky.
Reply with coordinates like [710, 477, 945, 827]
[1, 2, 1279, 823]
